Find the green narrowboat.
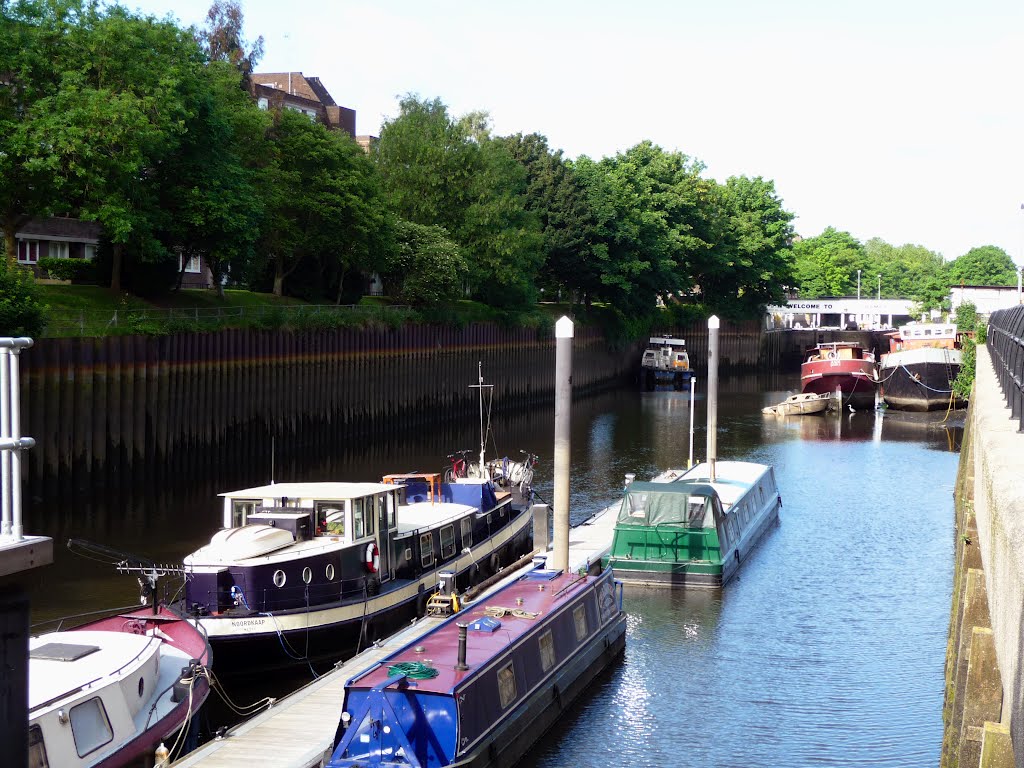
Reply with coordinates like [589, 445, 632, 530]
[604, 460, 781, 588]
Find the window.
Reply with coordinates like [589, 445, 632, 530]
[384, 494, 395, 529]
[273, 570, 286, 587]
[353, 498, 364, 539]
[17, 240, 39, 264]
[258, 97, 269, 110]
[461, 517, 473, 547]
[28, 725, 49, 768]
[497, 663, 517, 708]
[440, 525, 455, 559]
[317, 503, 345, 536]
[231, 499, 257, 527]
[539, 630, 555, 672]
[573, 604, 588, 642]
[181, 253, 201, 273]
[83, 244, 97, 261]
[48, 241, 68, 259]
[420, 533, 434, 567]
[70, 698, 113, 757]
[364, 499, 375, 537]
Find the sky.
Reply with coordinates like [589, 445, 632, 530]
[123, 0, 1024, 265]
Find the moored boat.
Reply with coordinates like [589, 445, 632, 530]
[800, 341, 878, 409]
[29, 602, 211, 768]
[641, 335, 691, 390]
[879, 323, 964, 411]
[182, 474, 534, 674]
[762, 392, 832, 416]
[324, 564, 626, 768]
[604, 460, 782, 588]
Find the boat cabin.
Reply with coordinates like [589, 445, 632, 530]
[612, 480, 726, 563]
[805, 342, 874, 363]
[887, 323, 959, 353]
[641, 336, 690, 372]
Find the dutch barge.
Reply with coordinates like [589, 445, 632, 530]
[325, 564, 626, 768]
[879, 323, 964, 411]
[182, 475, 533, 673]
[604, 460, 781, 588]
[800, 341, 878, 409]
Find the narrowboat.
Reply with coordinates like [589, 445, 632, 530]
[641, 335, 691, 390]
[604, 460, 781, 588]
[28, 602, 210, 768]
[879, 323, 964, 411]
[800, 341, 878, 409]
[325, 564, 626, 768]
[182, 473, 534, 673]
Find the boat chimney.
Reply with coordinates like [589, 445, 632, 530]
[707, 316, 720, 483]
[456, 623, 469, 671]
[551, 316, 573, 573]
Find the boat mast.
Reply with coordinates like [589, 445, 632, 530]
[469, 362, 492, 474]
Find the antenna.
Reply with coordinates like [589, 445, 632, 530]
[468, 362, 493, 476]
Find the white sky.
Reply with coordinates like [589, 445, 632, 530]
[124, 0, 1024, 264]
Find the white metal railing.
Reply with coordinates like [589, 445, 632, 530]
[1, 337, 36, 542]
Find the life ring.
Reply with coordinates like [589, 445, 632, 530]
[826, 351, 837, 360]
[364, 542, 380, 573]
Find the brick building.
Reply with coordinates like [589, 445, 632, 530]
[250, 72, 356, 136]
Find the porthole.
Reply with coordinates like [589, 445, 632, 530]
[302, 567, 312, 584]
[326, 564, 335, 581]
[137, 677, 144, 698]
[273, 570, 286, 588]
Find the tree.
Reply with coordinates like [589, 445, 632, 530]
[381, 220, 465, 306]
[791, 228, 867, 297]
[0, 0, 84, 266]
[947, 245, 1018, 286]
[199, 0, 264, 83]
[0, 265, 46, 337]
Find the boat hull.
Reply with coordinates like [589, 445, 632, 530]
[195, 524, 531, 674]
[800, 359, 877, 409]
[880, 348, 963, 411]
[762, 393, 831, 416]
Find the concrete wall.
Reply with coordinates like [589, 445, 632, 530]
[945, 345, 1022, 767]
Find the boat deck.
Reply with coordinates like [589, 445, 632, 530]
[171, 504, 619, 768]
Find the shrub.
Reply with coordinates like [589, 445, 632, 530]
[0, 266, 47, 337]
[38, 257, 96, 283]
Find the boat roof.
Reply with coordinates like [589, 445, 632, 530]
[29, 630, 158, 712]
[648, 336, 685, 346]
[220, 481, 395, 500]
[395, 502, 477, 532]
[349, 570, 593, 694]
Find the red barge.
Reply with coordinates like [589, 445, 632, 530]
[800, 341, 878, 410]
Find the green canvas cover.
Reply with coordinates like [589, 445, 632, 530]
[616, 481, 719, 528]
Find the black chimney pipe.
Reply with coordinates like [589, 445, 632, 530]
[456, 623, 469, 671]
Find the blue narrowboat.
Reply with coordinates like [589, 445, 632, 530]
[326, 564, 626, 768]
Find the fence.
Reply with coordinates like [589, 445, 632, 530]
[986, 306, 1024, 431]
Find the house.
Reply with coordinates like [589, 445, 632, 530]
[15, 217, 100, 268]
[949, 284, 1023, 319]
[250, 72, 356, 136]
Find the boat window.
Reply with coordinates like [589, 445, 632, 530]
[461, 517, 473, 547]
[231, 499, 257, 527]
[353, 499, 365, 538]
[539, 630, 556, 672]
[573, 604, 588, 642]
[326, 563, 335, 580]
[28, 725, 49, 768]
[302, 567, 312, 584]
[317, 503, 345, 536]
[386, 494, 396, 529]
[273, 570, 286, 587]
[378, 495, 390, 531]
[70, 697, 113, 757]
[420, 533, 434, 568]
[365, 498, 375, 537]
[687, 499, 708, 527]
[440, 525, 456, 559]
[497, 663, 517, 709]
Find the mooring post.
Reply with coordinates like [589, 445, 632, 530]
[707, 316, 719, 483]
[552, 317, 573, 573]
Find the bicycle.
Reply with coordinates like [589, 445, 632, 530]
[444, 449, 473, 483]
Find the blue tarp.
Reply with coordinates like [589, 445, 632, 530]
[402, 480, 500, 512]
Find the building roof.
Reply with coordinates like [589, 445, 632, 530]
[17, 217, 101, 242]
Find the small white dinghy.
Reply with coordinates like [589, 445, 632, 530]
[762, 392, 832, 416]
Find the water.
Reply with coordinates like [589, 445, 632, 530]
[25, 375, 960, 766]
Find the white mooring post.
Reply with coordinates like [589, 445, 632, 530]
[707, 316, 720, 483]
[551, 317, 573, 573]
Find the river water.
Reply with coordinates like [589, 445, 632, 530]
[25, 374, 961, 767]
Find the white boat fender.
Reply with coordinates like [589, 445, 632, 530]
[154, 742, 170, 768]
[171, 659, 203, 703]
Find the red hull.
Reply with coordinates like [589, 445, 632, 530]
[801, 358, 878, 408]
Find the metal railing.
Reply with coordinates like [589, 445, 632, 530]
[44, 303, 413, 337]
[987, 306, 1024, 431]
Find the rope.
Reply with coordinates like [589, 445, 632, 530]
[898, 364, 954, 393]
[387, 661, 439, 679]
[484, 606, 540, 619]
[206, 666, 276, 716]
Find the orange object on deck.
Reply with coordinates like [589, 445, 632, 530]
[382, 472, 442, 503]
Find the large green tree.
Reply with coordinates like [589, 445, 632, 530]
[948, 245, 1018, 286]
[792, 227, 867, 297]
